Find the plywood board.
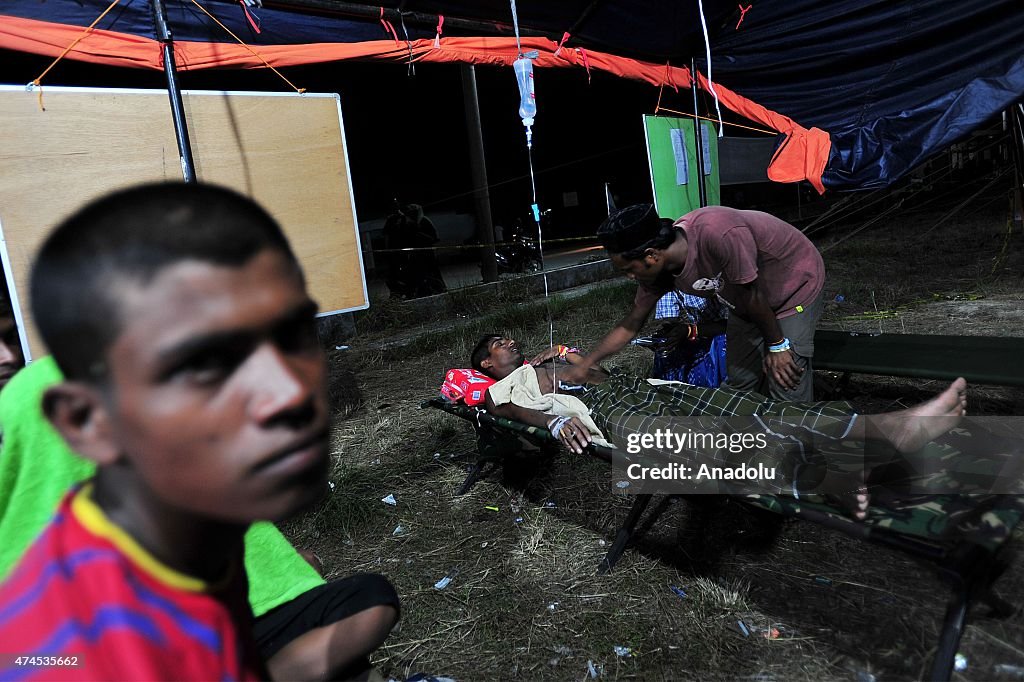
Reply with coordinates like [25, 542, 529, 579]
[0, 86, 367, 361]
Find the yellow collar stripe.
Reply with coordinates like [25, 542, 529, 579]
[71, 485, 210, 593]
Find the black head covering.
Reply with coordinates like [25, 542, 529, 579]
[596, 203, 671, 254]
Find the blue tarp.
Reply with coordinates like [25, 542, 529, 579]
[3, 0, 1022, 191]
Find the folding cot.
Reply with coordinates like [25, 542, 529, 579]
[423, 394, 1023, 681]
[814, 330, 1024, 388]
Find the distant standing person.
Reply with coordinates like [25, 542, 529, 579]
[383, 199, 413, 299]
[403, 203, 447, 297]
[567, 204, 825, 401]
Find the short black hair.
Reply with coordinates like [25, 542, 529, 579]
[596, 203, 676, 260]
[470, 334, 501, 374]
[31, 182, 298, 381]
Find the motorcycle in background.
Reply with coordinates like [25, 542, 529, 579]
[484, 212, 548, 275]
[494, 233, 542, 274]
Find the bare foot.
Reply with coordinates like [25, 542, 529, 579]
[844, 485, 870, 521]
[818, 468, 870, 520]
[871, 378, 967, 453]
[828, 482, 869, 520]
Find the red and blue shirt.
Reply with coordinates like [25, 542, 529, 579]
[0, 486, 265, 682]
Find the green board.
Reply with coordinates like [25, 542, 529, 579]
[643, 115, 720, 218]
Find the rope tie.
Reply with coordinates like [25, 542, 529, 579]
[664, 61, 680, 92]
[29, 0, 123, 110]
[378, 7, 399, 45]
[577, 47, 592, 83]
[736, 4, 752, 29]
[654, 61, 679, 115]
[553, 32, 571, 57]
[396, 10, 415, 75]
[238, 0, 261, 33]
[189, 0, 305, 93]
[433, 15, 444, 48]
[656, 106, 774, 135]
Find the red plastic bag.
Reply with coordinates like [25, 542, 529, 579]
[440, 368, 495, 406]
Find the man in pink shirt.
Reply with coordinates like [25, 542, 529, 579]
[568, 204, 825, 401]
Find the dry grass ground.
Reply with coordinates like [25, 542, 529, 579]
[283, 193, 1024, 681]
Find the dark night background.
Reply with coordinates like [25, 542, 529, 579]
[2, 48, 792, 246]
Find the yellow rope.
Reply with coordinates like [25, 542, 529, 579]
[30, 0, 122, 110]
[655, 63, 669, 115]
[188, 0, 305, 94]
[655, 105, 775, 136]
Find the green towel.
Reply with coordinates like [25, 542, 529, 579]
[0, 357, 93, 579]
[0, 357, 324, 616]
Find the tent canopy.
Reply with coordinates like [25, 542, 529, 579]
[2, 0, 1022, 191]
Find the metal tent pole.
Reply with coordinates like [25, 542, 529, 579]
[151, 0, 197, 183]
[690, 57, 707, 208]
[461, 64, 497, 282]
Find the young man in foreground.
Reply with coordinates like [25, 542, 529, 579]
[0, 183, 397, 680]
[0, 356, 399, 681]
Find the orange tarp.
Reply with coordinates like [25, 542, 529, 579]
[0, 15, 831, 191]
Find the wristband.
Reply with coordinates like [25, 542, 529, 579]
[768, 338, 791, 353]
[558, 345, 580, 360]
[547, 416, 570, 438]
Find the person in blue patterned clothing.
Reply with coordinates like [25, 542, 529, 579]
[649, 291, 729, 387]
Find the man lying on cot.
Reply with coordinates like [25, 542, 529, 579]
[467, 334, 991, 519]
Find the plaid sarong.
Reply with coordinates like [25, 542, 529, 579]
[580, 373, 1024, 499]
[582, 372, 860, 495]
[583, 371, 855, 440]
